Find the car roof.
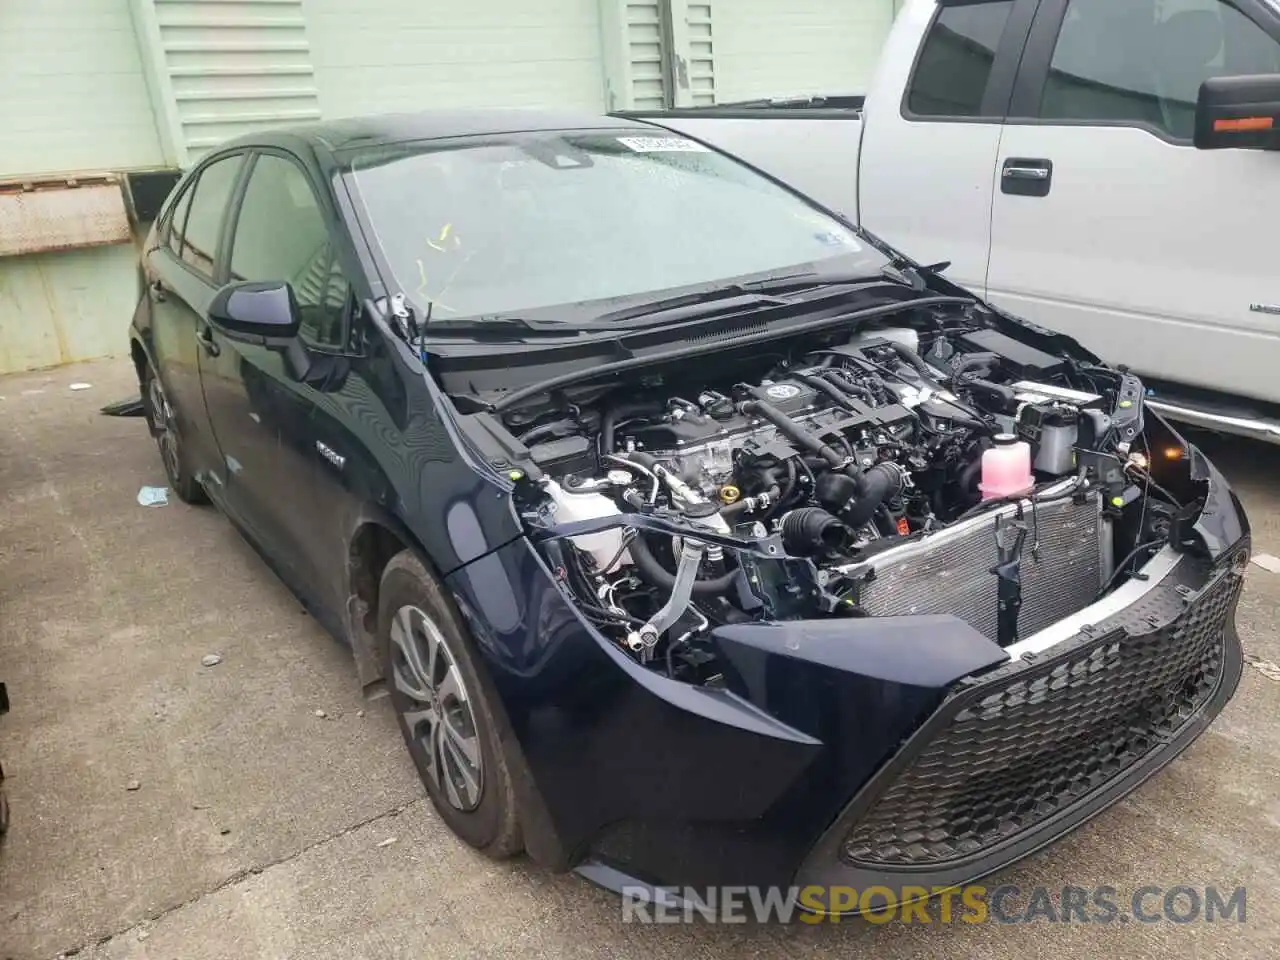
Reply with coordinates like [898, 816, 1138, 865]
[220, 109, 652, 157]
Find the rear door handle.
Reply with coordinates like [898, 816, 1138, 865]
[1001, 158, 1053, 197]
[197, 325, 221, 357]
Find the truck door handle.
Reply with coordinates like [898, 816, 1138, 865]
[150, 279, 167, 302]
[1001, 158, 1053, 197]
[197, 325, 221, 357]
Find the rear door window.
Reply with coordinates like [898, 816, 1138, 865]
[164, 184, 193, 258]
[906, 0, 1017, 118]
[179, 155, 245, 281]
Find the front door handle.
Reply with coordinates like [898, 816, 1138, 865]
[1001, 158, 1053, 197]
[197, 325, 221, 357]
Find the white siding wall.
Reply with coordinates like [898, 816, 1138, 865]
[0, 0, 164, 177]
[305, 0, 607, 118]
[621, 0, 668, 109]
[137, 0, 322, 164]
[710, 0, 896, 102]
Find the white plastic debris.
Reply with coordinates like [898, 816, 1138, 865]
[1245, 654, 1280, 682]
[1251, 553, 1280, 574]
[201, 654, 223, 667]
[69, 382, 92, 391]
[376, 837, 398, 848]
[137, 486, 169, 507]
[314, 709, 328, 719]
[126, 780, 141, 792]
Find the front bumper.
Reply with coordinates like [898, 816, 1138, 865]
[794, 548, 1245, 910]
[444, 448, 1248, 911]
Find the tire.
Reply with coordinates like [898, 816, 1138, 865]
[142, 365, 207, 505]
[377, 550, 523, 858]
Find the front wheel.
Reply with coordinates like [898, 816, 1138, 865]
[142, 365, 206, 505]
[377, 550, 523, 858]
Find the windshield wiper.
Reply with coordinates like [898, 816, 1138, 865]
[422, 303, 776, 341]
[418, 273, 898, 342]
[423, 317, 535, 339]
[592, 273, 889, 327]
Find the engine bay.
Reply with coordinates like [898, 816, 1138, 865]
[469, 306, 1195, 686]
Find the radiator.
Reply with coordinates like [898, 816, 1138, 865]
[847, 488, 1110, 644]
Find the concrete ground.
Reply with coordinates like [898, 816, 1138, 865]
[1, 357, 1279, 960]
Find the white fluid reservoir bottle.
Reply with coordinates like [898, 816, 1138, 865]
[544, 480, 631, 571]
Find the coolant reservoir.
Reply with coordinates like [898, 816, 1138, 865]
[979, 435, 1034, 500]
[545, 480, 631, 571]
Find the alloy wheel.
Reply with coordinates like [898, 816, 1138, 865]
[389, 604, 484, 811]
[148, 375, 181, 483]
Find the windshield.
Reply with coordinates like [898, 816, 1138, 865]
[346, 129, 890, 323]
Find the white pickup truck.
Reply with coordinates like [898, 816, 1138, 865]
[629, 0, 1280, 442]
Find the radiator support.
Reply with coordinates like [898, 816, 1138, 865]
[842, 485, 1112, 645]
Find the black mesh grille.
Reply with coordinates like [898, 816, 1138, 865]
[841, 568, 1242, 867]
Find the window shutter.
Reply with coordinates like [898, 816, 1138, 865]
[132, 0, 321, 166]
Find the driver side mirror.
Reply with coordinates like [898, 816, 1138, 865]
[208, 281, 302, 347]
[1194, 74, 1280, 151]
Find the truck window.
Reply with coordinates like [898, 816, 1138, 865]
[906, 0, 1016, 118]
[1039, 0, 1280, 141]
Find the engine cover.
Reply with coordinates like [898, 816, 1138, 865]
[620, 379, 820, 451]
[618, 372, 919, 487]
[618, 379, 823, 483]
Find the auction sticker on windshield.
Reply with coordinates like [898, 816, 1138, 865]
[616, 136, 710, 153]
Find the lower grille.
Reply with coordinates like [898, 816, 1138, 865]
[852, 491, 1106, 643]
[841, 564, 1241, 867]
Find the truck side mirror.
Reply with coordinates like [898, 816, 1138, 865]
[1194, 74, 1280, 151]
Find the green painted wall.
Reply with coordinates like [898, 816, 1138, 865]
[1, 0, 164, 177]
[0, 244, 141, 375]
[0, 0, 897, 377]
[306, 0, 607, 116]
[712, 0, 895, 102]
[1, 0, 161, 375]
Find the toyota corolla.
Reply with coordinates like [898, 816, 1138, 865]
[127, 109, 1249, 915]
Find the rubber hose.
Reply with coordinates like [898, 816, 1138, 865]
[842, 462, 905, 529]
[520, 419, 578, 446]
[791, 371, 865, 414]
[884, 341, 946, 389]
[959, 438, 993, 494]
[947, 352, 999, 385]
[820, 370, 877, 405]
[780, 507, 849, 556]
[740, 398, 867, 491]
[614, 449, 660, 471]
[762, 458, 797, 521]
[959, 377, 1017, 412]
[627, 534, 740, 597]
[602, 402, 664, 454]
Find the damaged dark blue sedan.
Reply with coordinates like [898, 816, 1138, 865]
[127, 109, 1249, 915]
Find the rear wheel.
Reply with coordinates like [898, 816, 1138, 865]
[142, 365, 206, 505]
[377, 550, 522, 857]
